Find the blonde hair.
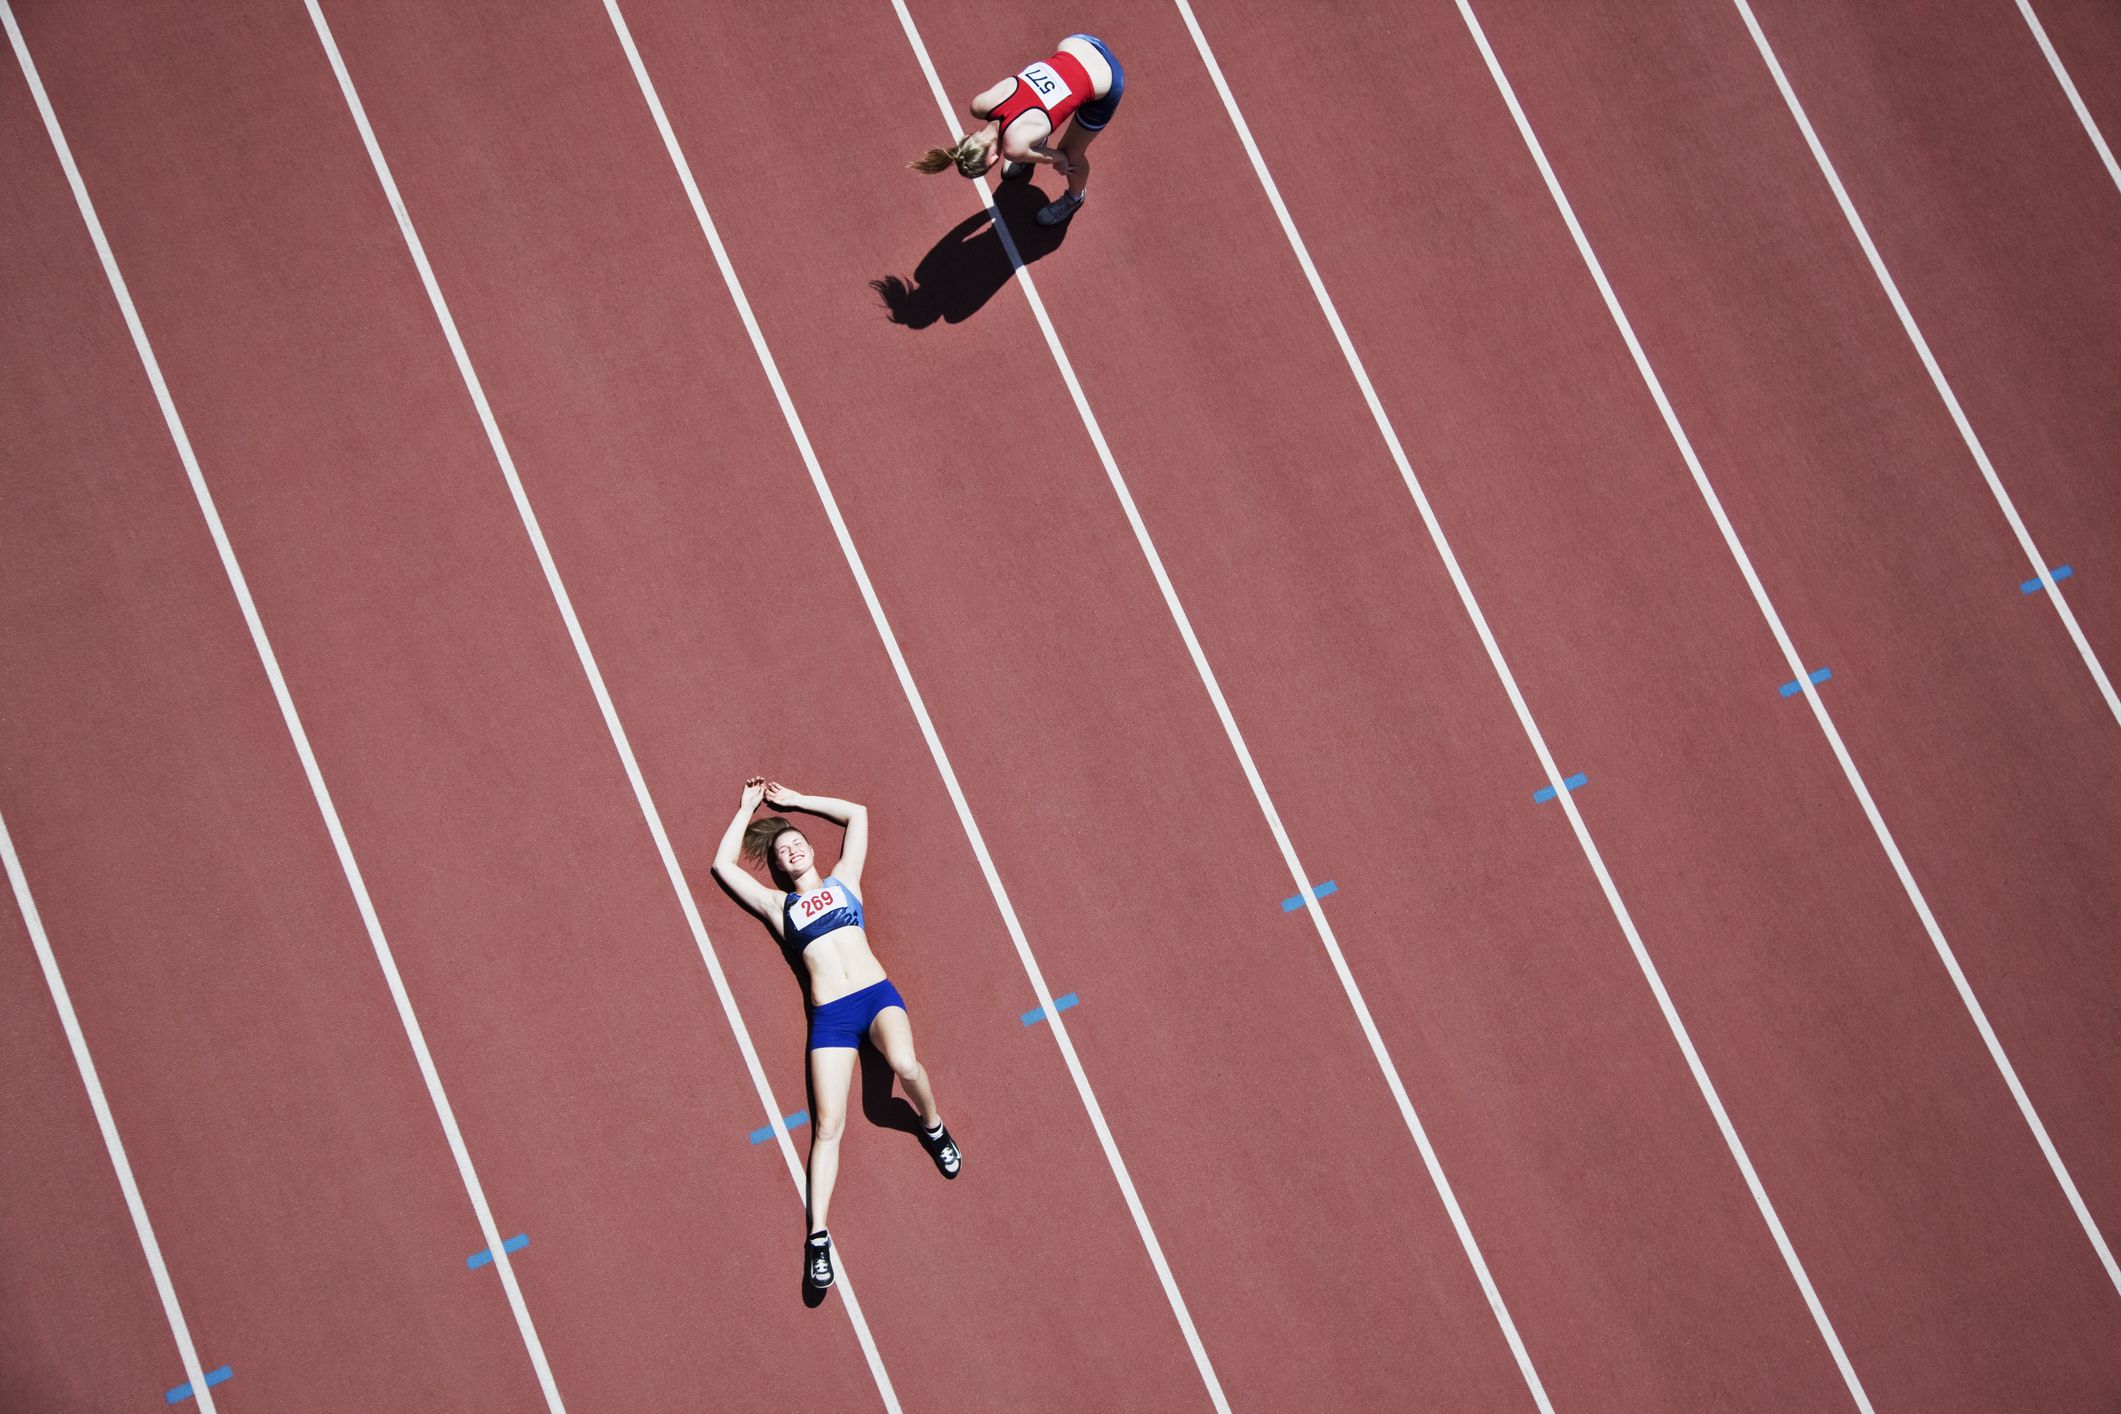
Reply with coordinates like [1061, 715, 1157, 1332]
[742, 815, 800, 866]
[910, 133, 989, 179]
[742, 815, 803, 889]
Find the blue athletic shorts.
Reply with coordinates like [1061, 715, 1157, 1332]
[808, 978, 906, 1051]
[1069, 34, 1124, 130]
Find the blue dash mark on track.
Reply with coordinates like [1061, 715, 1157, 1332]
[1779, 666, 1832, 697]
[749, 1109, 810, 1145]
[165, 1366, 232, 1404]
[466, 1233, 530, 1270]
[1022, 992, 1080, 1027]
[1281, 879, 1338, 912]
[1532, 772, 1588, 804]
[2021, 564, 2074, 594]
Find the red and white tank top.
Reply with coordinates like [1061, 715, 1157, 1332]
[989, 50, 1094, 134]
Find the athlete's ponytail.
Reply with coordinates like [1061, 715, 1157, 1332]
[910, 133, 990, 179]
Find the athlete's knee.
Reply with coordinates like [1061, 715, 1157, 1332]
[813, 1109, 847, 1144]
[889, 1051, 923, 1085]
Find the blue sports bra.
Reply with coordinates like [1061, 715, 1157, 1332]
[783, 876, 865, 951]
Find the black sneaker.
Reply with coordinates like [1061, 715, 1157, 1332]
[919, 1122, 962, 1179]
[1034, 190, 1084, 226]
[1001, 160, 1031, 181]
[804, 1230, 834, 1290]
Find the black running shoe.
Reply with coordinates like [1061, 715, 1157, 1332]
[919, 1122, 962, 1179]
[804, 1230, 834, 1290]
[1034, 190, 1084, 226]
[1000, 159, 1031, 181]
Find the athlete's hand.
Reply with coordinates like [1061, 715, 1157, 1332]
[741, 776, 767, 810]
[764, 781, 802, 809]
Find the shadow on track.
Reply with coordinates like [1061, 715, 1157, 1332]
[869, 179, 1070, 328]
[856, 1043, 923, 1137]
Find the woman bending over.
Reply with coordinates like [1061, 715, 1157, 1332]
[911, 34, 1126, 227]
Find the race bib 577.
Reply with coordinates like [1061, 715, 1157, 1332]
[1016, 61, 1070, 110]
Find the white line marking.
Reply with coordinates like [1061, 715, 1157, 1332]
[1732, 0, 2121, 1299]
[2015, 0, 2121, 198]
[1170, 1, 1871, 1405]
[601, 2, 1227, 1407]
[0, 808, 219, 1413]
[889, 3, 1552, 1406]
[3, 5, 566, 1406]
[1434, 0, 2121, 1316]
[296, 2, 901, 1406]
[1738, 0, 2121, 730]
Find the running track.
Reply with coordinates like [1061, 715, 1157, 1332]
[3, 0, 2118, 1409]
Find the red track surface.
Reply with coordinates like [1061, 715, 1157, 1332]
[3, 1, 2117, 1410]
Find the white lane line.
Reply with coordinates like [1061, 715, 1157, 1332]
[601, 2, 1228, 1408]
[1738, 0, 2121, 730]
[886, 5, 1550, 1409]
[2, 7, 567, 1409]
[1731, 0, 2121, 1295]
[2015, 0, 2121, 199]
[296, 2, 900, 1407]
[1170, 2, 1869, 1406]
[1441, 0, 2121, 1312]
[0, 809, 220, 1414]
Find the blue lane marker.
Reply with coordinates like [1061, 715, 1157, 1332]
[1532, 772, 1588, 804]
[1281, 879, 1338, 912]
[749, 1109, 810, 1145]
[1779, 666, 1832, 697]
[2021, 563, 2074, 594]
[165, 1366, 232, 1404]
[466, 1232, 530, 1270]
[1022, 992, 1080, 1027]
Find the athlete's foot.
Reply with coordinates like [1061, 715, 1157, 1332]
[1034, 190, 1084, 226]
[804, 1230, 835, 1290]
[918, 1121, 962, 1179]
[1000, 160, 1031, 181]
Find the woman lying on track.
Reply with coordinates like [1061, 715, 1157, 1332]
[910, 33, 1125, 226]
[712, 777, 960, 1293]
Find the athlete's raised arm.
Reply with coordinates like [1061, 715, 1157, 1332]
[765, 782, 868, 892]
[712, 777, 786, 928]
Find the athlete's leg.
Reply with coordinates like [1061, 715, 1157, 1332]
[871, 1006, 961, 1178]
[805, 1044, 859, 1233]
[1057, 120, 1102, 199]
[868, 1006, 941, 1127]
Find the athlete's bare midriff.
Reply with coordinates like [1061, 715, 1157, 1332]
[801, 924, 889, 1005]
[1055, 36, 1114, 99]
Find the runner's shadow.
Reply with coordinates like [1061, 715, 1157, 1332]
[869, 180, 1070, 328]
[857, 1043, 924, 1136]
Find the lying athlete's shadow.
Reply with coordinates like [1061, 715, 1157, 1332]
[869, 179, 1071, 328]
[857, 1043, 924, 1136]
